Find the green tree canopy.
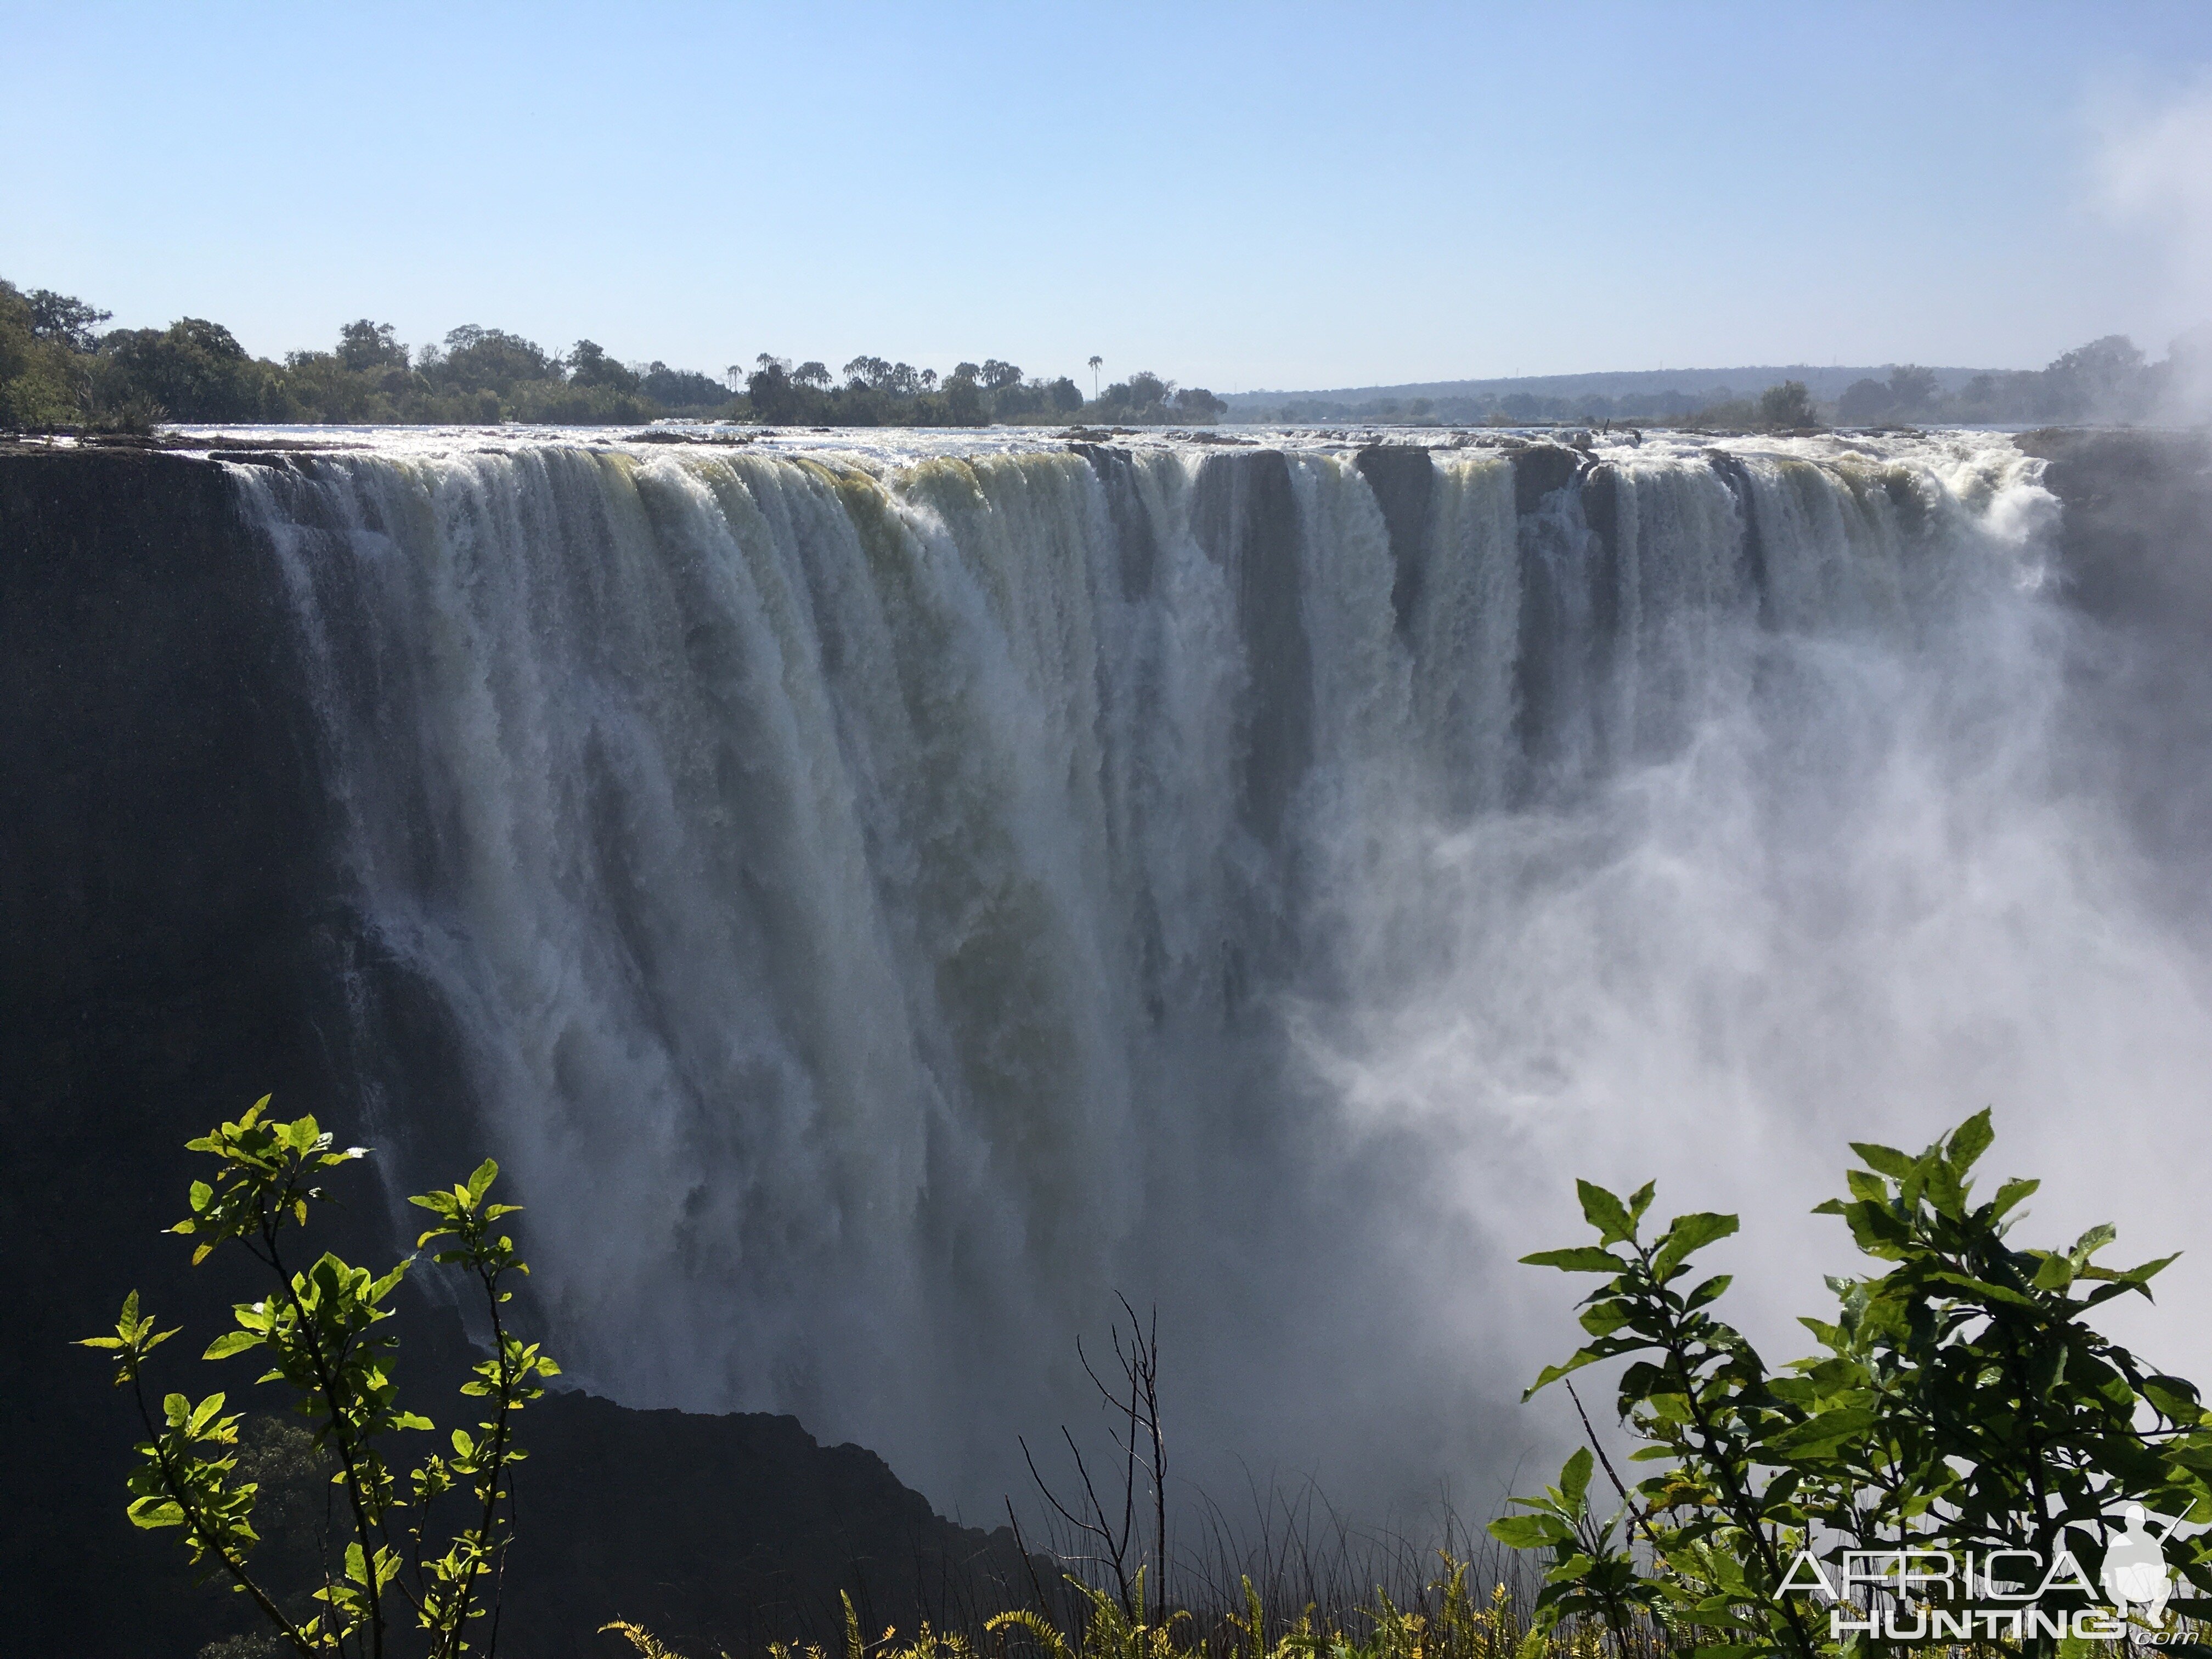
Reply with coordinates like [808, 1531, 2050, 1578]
[27, 287, 112, 351]
[337, 321, 409, 374]
[1757, 379, 1820, 430]
[565, 339, 640, 391]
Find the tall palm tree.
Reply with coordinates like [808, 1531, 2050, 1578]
[1088, 356, 1102, 400]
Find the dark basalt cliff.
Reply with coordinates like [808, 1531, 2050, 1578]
[0, 447, 1030, 1659]
[2017, 427, 2212, 632]
[2016, 428, 2212, 917]
[3, 447, 338, 1656]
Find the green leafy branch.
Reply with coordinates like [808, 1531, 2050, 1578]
[81, 1094, 557, 1659]
[1492, 1111, 2212, 1658]
[1504, 1180, 1819, 1659]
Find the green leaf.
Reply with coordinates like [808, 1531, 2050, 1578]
[1901, 1152, 1936, 1215]
[2070, 1222, 2118, 1265]
[1837, 1197, 1910, 1253]
[1653, 1212, 1738, 1279]
[2146, 1377, 2204, 1423]
[1991, 1177, 2040, 1221]
[1544, 1551, 1595, 1583]
[2121, 1252, 2181, 1289]
[1765, 1402, 1877, 1455]
[1946, 1107, 1994, 1175]
[1525, 1352, 1603, 1398]
[1683, 1273, 1733, 1311]
[2032, 1252, 2075, 1291]
[1577, 1181, 1635, 1245]
[1929, 1269, 2038, 1308]
[1579, 1301, 1632, 1336]
[1850, 1141, 1916, 1180]
[467, 1158, 499, 1203]
[202, 1330, 261, 1361]
[1925, 1158, 1967, 1219]
[1488, 1514, 1565, 1549]
[1559, 1446, 1594, 1510]
[126, 1496, 187, 1528]
[1521, 1246, 1626, 1273]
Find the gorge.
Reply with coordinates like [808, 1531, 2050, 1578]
[7, 424, 2210, 1654]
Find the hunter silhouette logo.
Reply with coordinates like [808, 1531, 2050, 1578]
[2103, 1504, 2179, 1624]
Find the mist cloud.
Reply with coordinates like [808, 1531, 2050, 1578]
[2092, 73, 2212, 415]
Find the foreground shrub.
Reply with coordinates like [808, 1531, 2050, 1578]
[1493, 1110, 2212, 1656]
[82, 1097, 558, 1658]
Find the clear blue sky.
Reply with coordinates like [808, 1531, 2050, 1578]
[5, 1, 2211, 392]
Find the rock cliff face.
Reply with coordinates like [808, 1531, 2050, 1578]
[2017, 428, 2212, 631]
[3, 446, 337, 1656]
[2016, 428, 2212, 924]
[0, 444, 1029, 1659]
[495, 1392, 1031, 1659]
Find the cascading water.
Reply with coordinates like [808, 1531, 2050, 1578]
[227, 428, 2212, 1520]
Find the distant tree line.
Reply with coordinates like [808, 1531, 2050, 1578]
[20, 273, 2192, 437]
[1243, 330, 2211, 430]
[1, 276, 1231, 432]
[741, 356, 1228, 427]
[1829, 334, 2204, 426]
[0, 284, 703, 428]
[744, 354, 1080, 426]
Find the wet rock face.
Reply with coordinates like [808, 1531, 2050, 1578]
[494, 1391, 1036, 1659]
[1192, 448, 1313, 848]
[1507, 440, 1585, 516]
[2017, 429, 2212, 931]
[0, 448, 328, 1013]
[1074, 441, 1161, 600]
[0, 448, 1028, 1657]
[2017, 428, 2212, 634]
[1, 447, 342, 1655]
[1353, 443, 1436, 636]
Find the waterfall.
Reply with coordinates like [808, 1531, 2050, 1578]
[228, 431, 2212, 1516]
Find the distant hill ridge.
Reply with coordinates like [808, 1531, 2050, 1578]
[1222, 363, 1994, 413]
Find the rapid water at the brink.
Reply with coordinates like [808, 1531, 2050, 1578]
[229, 430, 2212, 1519]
